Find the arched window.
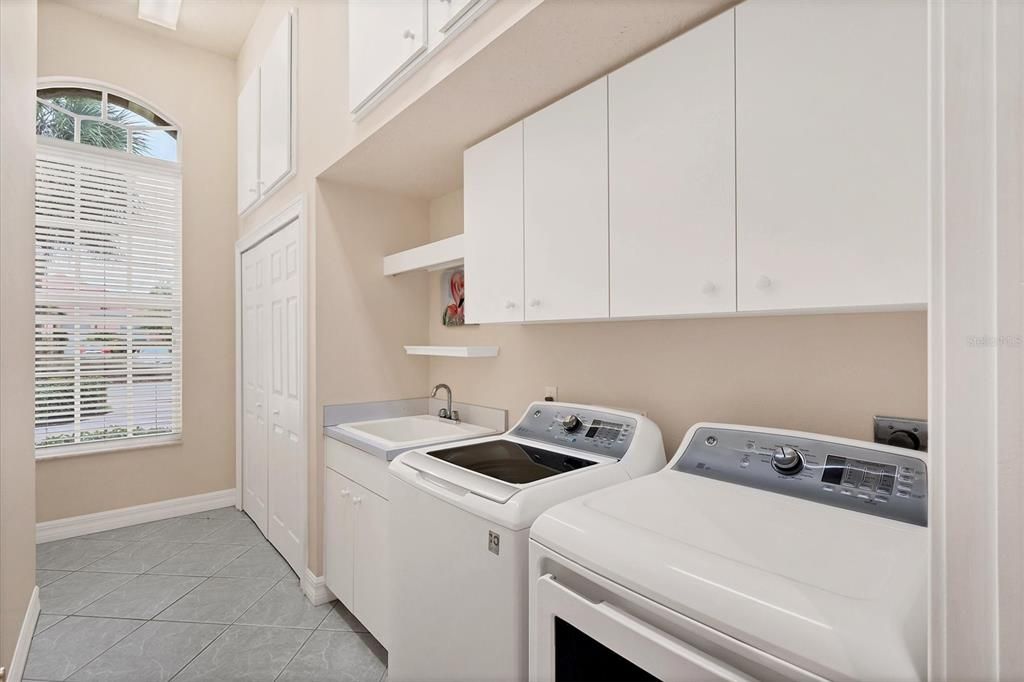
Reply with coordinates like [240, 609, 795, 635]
[36, 84, 179, 162]
[34, 81, 182, 455]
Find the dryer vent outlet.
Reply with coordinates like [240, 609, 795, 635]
[874, 416, 928, 451]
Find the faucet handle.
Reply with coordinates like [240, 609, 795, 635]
[438, 408, 450, 419]
[450, 410, 460, 423]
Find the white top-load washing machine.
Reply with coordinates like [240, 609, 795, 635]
[530, 423, 929, 682]
[387, 401, 665, 682]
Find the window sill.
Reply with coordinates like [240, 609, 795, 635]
[35, 433, 183, 461]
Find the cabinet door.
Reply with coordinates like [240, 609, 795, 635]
[349, 0, 427, 112]
[237, 69, 260, 214]
[353, 484, 390, 647]
[428, 0, 480, 45]
[735, 0, 927, 311]
[524, 78, 609, 321]
[464, 121, 524, 324]
[324, 469, 355, 608]
[609, 10, 735, 318]
[259, 13, 293, 194]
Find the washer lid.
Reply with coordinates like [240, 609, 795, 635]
[423, 439, 598, 484]
[531, 471, 927, 681]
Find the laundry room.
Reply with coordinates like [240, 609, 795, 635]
[1, 1, 1019, 681]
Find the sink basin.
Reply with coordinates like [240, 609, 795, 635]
[337, 415, 495, 450]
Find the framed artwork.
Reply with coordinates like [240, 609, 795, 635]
[441, 267, 465, 327]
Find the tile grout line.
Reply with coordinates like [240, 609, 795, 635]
[271, 627, 317, 682]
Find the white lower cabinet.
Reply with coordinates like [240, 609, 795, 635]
[324, 439, 390, 647]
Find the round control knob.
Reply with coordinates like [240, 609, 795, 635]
[772, 445, 804, 475]
[560, 415, 582, 433]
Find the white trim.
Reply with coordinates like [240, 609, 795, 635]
[928, 1, 1023, 678]
[383, 234, 464, 276]
[35, 489, 236, 544]
[235, 193, 309, 574]
[7, 587, 40, 682]
[301, 569, 335, 607]
[35, 433, 183, 461]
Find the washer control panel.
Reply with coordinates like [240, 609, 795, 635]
[510, 403, 638, 459]
[674, 427, 928, 526]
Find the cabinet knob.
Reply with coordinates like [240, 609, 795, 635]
[272, 408, 280, 415]
[529, 299, 541, 308]
[248, 187, 259, 194]
[403, 29, 415, 40]
[353, 497, 363, 506]
[756, 275, 773, 290]
[504, 300, 516, 309]
[702, 281, 717, 295]
[340, 489, 351, 497]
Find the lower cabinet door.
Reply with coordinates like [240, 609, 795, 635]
[353, 484, 390, 647]
[324, 469, 355, 608]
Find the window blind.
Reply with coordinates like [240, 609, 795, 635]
[34, 140, 182, 452]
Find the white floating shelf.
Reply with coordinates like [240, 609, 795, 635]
[383, 234, 464, 276]
[404, 345, 499, 358]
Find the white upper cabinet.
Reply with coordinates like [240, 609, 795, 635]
[609, 10, 736, 318]
[259, 13, 293, 193]
[428, 0, 481, 45]
[464, 122, 524, 324]
[735, 0, 927, 312]
[237, 70, 261, 214]
[237, 11, 294, 215]
[524, 78, 609, 322]
[349, 0, 427, 112]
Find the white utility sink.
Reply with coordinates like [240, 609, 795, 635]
[337, 414, 494, 450]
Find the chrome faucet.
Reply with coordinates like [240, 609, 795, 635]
[431, 383, 459, 423]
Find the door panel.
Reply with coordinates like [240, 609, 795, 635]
[325, 469, 355, 607]
[237, 70, 260, 213]
[609, 10, 736, 317]
[524, 78, 609, 321]
[354, 484, 390, 647]
[735, 0, 927, 311]
[349, 0, 427, 111]
[241, 243, 269, 535]
[266, 220, 305, 578]
[260, 13, 292, 193]
[464, 121, 524, 323]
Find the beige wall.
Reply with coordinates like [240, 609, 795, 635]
[426, 189, 928, 453]
[235, 0, 537, 575]
[35, 0, 237, 521]
[1, 0, 40, 668]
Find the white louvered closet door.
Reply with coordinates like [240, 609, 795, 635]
[34, 141, 182, 452]
[241, 219, 304, 578]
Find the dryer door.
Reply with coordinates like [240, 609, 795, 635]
[533, 574, 755, 682]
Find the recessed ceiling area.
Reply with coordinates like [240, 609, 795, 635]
[53, 0, 263, 57]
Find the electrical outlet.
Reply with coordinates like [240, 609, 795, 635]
[544, 386, 558, 402]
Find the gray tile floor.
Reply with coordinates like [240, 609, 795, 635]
[28, 507, 387, 682]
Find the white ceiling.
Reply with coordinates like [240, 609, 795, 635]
[54, 0, 263, 57]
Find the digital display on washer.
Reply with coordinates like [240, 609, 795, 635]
[821, 455, 897, 494]
[584, 419, 623, 440]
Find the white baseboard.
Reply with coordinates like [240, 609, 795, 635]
[36, 489, 237, 544]
[301, 569, 335, 606]
[7, 586, 39, 682]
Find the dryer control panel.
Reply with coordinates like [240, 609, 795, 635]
[510, 403, 638, 460]
[674, 426, 928, 526]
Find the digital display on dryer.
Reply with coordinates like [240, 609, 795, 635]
[821, 455, 898, 494]
[584, 419, 622, 440]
